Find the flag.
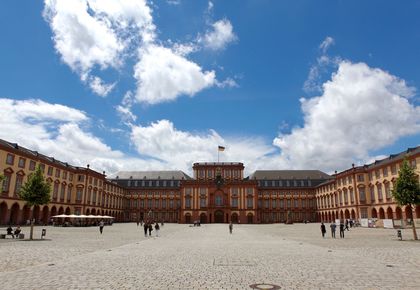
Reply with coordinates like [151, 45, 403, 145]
[218, 146, 225, 151]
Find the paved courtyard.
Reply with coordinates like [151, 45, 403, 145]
[0, 223, 419, 289]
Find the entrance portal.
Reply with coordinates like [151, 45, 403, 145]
[214, 210, 224, 223]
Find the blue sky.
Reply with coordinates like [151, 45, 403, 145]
[0, 0, 419, 175]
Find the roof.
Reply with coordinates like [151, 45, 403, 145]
[248, 170, 331, 180]
[365, 146, 420, 169]
[193, 162, 244, 166]
[110, 171, 192, 180]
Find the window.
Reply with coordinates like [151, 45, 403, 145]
[63, 171, 67, 179]
[185, 197, 191, 208]
[199, 170, 205, 178]
[375, 170, 380, 179]
[287, 199, 291, 208]
[301, 199, 306, 208]
[410, 159, 417, 168]
[53, 183, 59, 200]
[385, 183, 391, 199]
[169, 200, 174, 208]
[77, 175, 84, 182]
[360, 208, 368, 219]
[69, 173, 73, 181]
[391, 164, 397, 175]
[76, 188, 83, 201]
[55, 169, 60, 178]
[257, 199, 262, 208]
[185, 188, 192, 196]
[344, 189, 348, 204]
[6, 154, 14, 165]
[357, 174, 364, 182]
[162, 199, 167, 208]
[294, 199, 298, 208]
[350, 188, 354, 203]
[148, 199, 152, 208]
[247, 198, 253, 208]
[279, 199, 284, 208]
[234, 170, 239, 179]
[359, 187, 366, 202]
[14, 175, 24, 195]
[231, 187, 239, 196]
[18, 157, 26, 168]
[93, 190, 97, 204]
[231, 198, 238, 207]
[200, 187, 206, 195]
[272, 199, 277, 208]
[29, 160, 36, 171]
[247, 188, 253, 195]
[369, 185, 375, 202]
[377, 184, 383, 200]
[59, 184, 65, 200]
[207, 170, 213, 178]
[89, 177, 92, 184]
[67, 185, 72, 202]
[368, 172, 372, 181]
[215, 196, 223, 206]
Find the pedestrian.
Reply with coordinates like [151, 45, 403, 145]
[137, 220, 139, 227]
[155, 222, 160, 237]
[99, 220, 104, 234]
[345, 219, 349, 231]
[140, 220, 143, 226]
[320, 222, 326, 238]
[148, 223, 153, 236]
[339, 221, 345, 238]
[143, 223, 148, 237]
[229, 222, 233, 234]
[330, 222, 336, 238]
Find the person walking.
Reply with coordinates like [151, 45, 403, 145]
[137, 220, 139, 227]
[99, 220, 104, 234]
[143, 223, 148, 237]
[155, 222, 160, 237]
[229, 222, 233, 234]
[345, 219, 350, 231]
[339, 221, 345, 238]
[320, 222, 326, 238]
[330, 222, 336, 238]
[148, 223, 153, 236]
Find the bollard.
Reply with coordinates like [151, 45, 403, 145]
[41, 228, 46, 239]
[397, 229, 402, 240]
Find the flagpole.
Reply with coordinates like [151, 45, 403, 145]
[218, 149, 219, 163]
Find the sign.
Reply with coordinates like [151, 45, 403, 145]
[335, 219, 340, 225]
[383, 219, 394, 229]
[360, 218, 369, 227]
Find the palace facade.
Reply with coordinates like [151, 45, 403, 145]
[0, 138, 419, 225]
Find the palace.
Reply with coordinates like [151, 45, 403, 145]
[0, 138, 419, 225]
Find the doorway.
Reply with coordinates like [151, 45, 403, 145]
[214, 210, 224, 223]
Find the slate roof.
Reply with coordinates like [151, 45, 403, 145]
[110, 171, 192, 180]
[248, 170, 331, 180]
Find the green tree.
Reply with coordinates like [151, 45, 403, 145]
[392, 159, 420, 240]
[18, 166, 51, 240]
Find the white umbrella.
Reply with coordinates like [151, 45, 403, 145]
[52, 214, 68, 218]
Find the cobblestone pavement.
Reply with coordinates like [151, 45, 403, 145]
[0, 223, 419, 289]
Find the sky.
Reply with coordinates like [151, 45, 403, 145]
[0, 0, 419, 176]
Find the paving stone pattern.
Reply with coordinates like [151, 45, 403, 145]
[0, 223, 419, 289]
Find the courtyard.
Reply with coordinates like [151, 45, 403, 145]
[0, 223, 419, 289]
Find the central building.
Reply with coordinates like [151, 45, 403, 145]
[111, 162, 330, 224]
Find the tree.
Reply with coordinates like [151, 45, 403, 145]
[18, 166, 51, 240]
[392, 159, 420, 240]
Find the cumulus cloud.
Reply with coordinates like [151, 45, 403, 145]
[274, 61, 420, 172]
[200, 19, 237, 51]
[45, 0, 236, 104]
[130, 119, 278, 173]
[43, 0, 155, 96]
[116, 91, 137, 124]
[89, 76, 116, 97]
[0, 97, 160, 174]
[304, 36, 339, 93]
[133, 45, 216, 104]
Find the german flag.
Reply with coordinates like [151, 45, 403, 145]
[218, 146, 225, 151]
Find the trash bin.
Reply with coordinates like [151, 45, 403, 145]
[41, 229, 46, 239]
[397, 229, 402, 240]
[18, 233, 25, 239]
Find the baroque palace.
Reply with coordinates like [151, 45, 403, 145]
[0, 138, 419, 225]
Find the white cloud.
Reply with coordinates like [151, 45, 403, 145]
[275, 61, 420, 172]
[319, 36, 334, 53]
[116, 91, 137, 124]
[43, 0, 155, 96]
[303, 36, 339, 93]
[89, 76, 116, 97]
[134, 45, 216, 104]
[200, 19, 236, 50]
[216, 77, 238, 88]
[130, 119, 279, 174]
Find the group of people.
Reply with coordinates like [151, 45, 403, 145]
[320, 219, 353, 239]
[6, 225, 21, 238]
[141, 221, 161, 237]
